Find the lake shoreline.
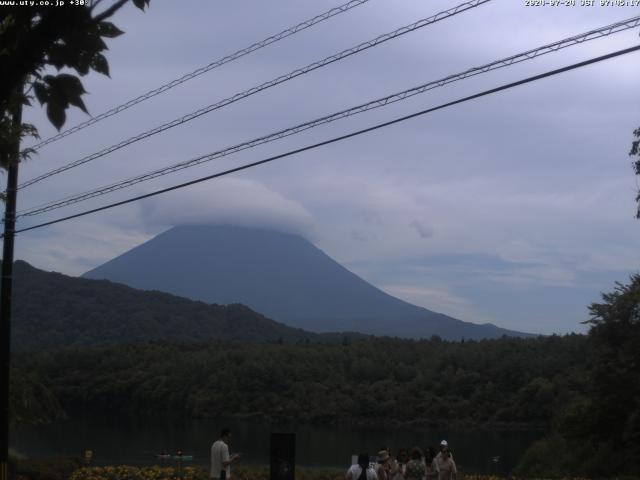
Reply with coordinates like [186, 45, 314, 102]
[41, 406, 550, 433]
[10, 413, 544, 476]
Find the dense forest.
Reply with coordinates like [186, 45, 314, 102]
[15, 335, 588, 429]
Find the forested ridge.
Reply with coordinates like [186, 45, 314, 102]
[6, 260, 354, 350]
[15, 335, 589, 429]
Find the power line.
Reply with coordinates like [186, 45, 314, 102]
[17, 0, 491, 191]
[16, 14, 640, 218]
[11, 44, 640, 237]
[25, 0, 372, 152]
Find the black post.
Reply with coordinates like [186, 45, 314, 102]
[0, 99, 22, 480]
[270, 433, 295, 480]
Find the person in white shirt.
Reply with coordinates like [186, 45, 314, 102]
[434, 440, 456, 480]
[346, 453, 378, 480]
[210, 428, 240, 480]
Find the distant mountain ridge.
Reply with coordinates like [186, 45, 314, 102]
[84, 224, 532, 340]
[6, 260, 331, 351]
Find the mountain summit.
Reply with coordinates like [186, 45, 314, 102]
[84, 224, 530, 340]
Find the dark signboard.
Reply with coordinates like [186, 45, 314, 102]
[270, 433, 295, 480]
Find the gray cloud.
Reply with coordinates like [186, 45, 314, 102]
[139, 178, 315, 237]
[409, 219, 435, 239]
[14, 0, 640, 333]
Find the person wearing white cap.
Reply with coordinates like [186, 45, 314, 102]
[434, 440, 456, 480]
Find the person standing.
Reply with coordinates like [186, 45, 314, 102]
[435, 441, 456, 480]
[393, 449, 408, 480]
[424, 447, 438, 480]
[210, 428, 240, 480]
[346, 453, 378, 480]
[404, 448, 426, 480]
[375, 450, 392, 480]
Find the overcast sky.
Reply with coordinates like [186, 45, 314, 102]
[14, 0, 640, 335]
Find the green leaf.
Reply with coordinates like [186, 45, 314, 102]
[90, 53, 110, 77]
[132, 0, 150, 10]
[20, 123, 39, 140]
[97, 21, 124, 39]
[46, 100, 66, 131]
[67, 94, 88, 115]
[54, 74, 88, 114]
[74, 51, 92, 75]
[46, 44, 67, 70]
[33, 82, 48, 105]
[43, 75, 56, 87]
[41, 74, 89, 119]
[52, 74, 87, 97]
[90, 34, 108, 53]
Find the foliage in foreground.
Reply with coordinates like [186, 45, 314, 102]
[9, 455, 81, 480]
[10, 463, 365, 480]
[16, 463, 616, 480]
[517, 276, 640, 478]
[0, 0, 151, 167]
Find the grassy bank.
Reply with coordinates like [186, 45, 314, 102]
[10, 462, 344, 480]
[10, 459, 625, 480]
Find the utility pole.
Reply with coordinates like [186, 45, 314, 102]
[0, 93, 23, 480]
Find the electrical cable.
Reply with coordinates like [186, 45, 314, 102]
[16, 15, 640, 218]
[10, 44, 640, 237]
[25, 0, 373, 152]
[17, 0, 490, 190]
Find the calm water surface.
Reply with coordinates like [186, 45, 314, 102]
[11, 414, 542, 475]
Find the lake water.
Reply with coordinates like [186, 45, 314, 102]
[10, 414, 542, 475]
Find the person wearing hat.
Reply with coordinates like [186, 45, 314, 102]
[436, 441, 455, 461]
[435, 441, 456, 480]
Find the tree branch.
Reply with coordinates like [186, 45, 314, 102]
[92, 0, 129, 23]
[89, 0, 107, 12]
